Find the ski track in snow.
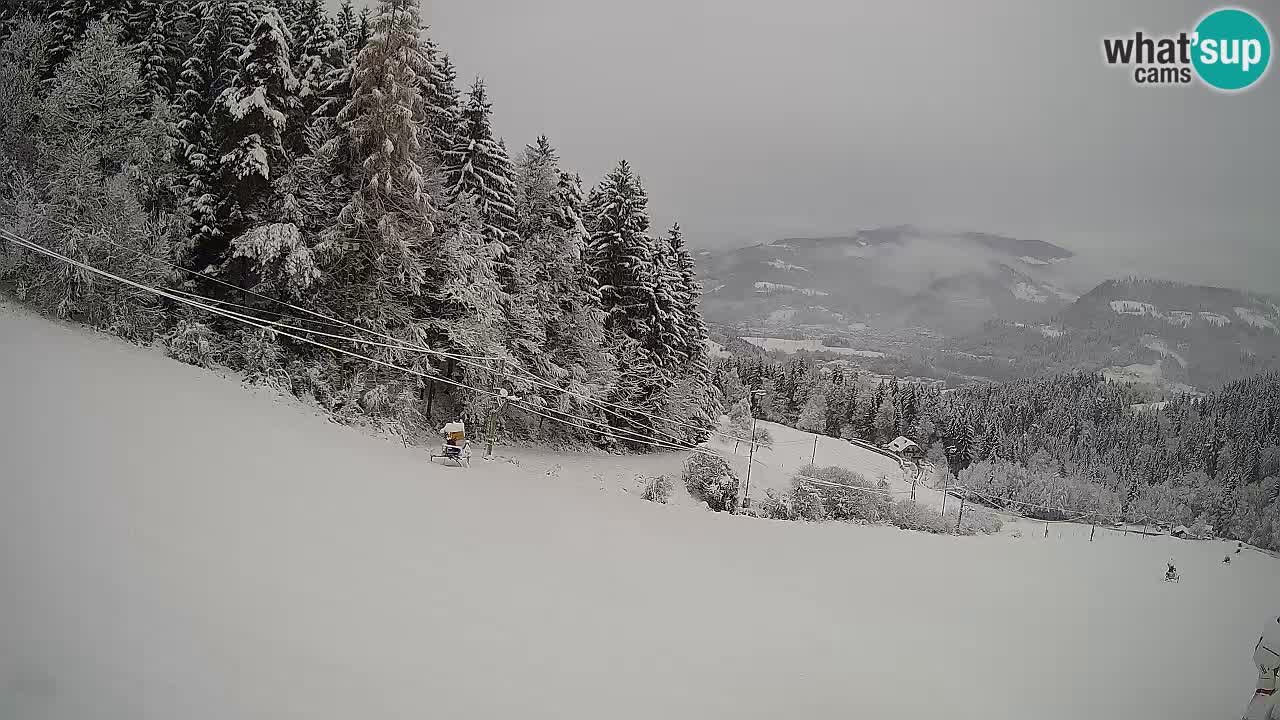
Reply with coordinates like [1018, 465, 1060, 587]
[0, 301, 1274, 720]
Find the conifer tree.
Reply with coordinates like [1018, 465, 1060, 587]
[174, 0, 254, 270]
[443, 78, 518, 268]
[334, 0, 355, 45]
[47, 0, 133, 68]
[131, 0, 184, 98]
[420, 33, 460, 161]
[217, 6, 297, 216]
[588, 160, 655, 346]
[319, 0, 437, 412]
[287, 0, 344, 140]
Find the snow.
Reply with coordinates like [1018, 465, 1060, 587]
[1235, 307, 1277, 331]
[1200, 312, 1231, 327]
[1110, 300, 1163, 318]
[740, 337, 886, 357]
[765, 307, 796, 324]
[1168, 311, 1194, 327]
[703, 339, 731, 358]
[1017, 255, 1050, 265]
[1, 302, 1275, 720]
[1143, 338, 1188, 368]
[1045, 284, 1079, 302]
[765, 258, 808, 272]
[752, 281, 827, 297]
[224, 85, 288, 129]
[1009, 282, 1048, 303]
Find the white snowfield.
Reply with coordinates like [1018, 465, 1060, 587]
[2, 302, 1278, 720]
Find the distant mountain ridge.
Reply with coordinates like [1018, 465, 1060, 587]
[697, 225, 1080, 338]
[942, 277, 1280, 391]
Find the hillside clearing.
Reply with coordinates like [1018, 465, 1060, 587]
[0, 302, 1274, 720]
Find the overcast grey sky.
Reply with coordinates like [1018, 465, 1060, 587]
[383, 1, 1277, 292]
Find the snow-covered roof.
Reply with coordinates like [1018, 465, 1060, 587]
[886, 436, 919, 453]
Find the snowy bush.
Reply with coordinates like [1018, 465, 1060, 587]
[937, 506, 1003, 536]
[165, 320, 223, 367]
[788, 485, 828, 521]
[889, 500, 951, 534]
[794, 464, 891, 523]
[228, 223, 320, 298]
[752, 425, 774, 449]
[285, 357, 339, 409]
[640, 474, 672, 504]
[229, 328, 290, 390]
[963, 509, 1003, 535]
[757, 489, 792, 520]
[682, 455, 739, 513]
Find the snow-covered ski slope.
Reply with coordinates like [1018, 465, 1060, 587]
[1, 301, 1276, 720]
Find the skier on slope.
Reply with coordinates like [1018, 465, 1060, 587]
[1243, 615, 1280, 720]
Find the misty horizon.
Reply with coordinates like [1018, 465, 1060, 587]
[390, 1, 1278, 294]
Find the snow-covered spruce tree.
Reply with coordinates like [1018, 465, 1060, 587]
[333, 0, 355, 45]
[317, 0, 438, 432]
[354, 5, 369, 48]
[671, 223, 718, 439]
[214, 4, 298, 258]
[0, 19, 50, 176]
[285, 0, 343, 149]
[419, 31, 459, 162]
[174, 0, 254, 271]
[646, 222, 716, 441]
[509, 136, 614, 428]
[426, 195, 510, 428]
[588, 160, 679, 445]
[588, 159, 655, 348]
[649, 224, 687, 369]
[1, 20, 171, 340]
[443, 78, 517, 273]
[46, 0, 133, 69]
[130, 0, 186, 99]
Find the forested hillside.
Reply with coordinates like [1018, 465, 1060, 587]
[0, 0, 718, 446]
[713, 353, 1280, 549]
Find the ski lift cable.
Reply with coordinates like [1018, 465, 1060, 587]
[502, 361, 761, 447]
[0, 229, 1006, 504]
[1, 229, 1170, 525]
[0, 229, 728, 459]
[31, 218, 503, 361]
[0, 229, 505, 401]
[36, 215, 754, 446]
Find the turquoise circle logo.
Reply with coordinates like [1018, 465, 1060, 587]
[1192, 8, 1271, 91]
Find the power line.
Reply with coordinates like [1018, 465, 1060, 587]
[57, 221, 756, 448]
[2, 227, 1166, 531]
[0, 228, 727, 460]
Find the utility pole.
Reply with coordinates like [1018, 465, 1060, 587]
[810, 436, 818, 466]
[485, 359, 507, 460]
[956, 493, 966, 533]
[742, 389, 764, 513]
[941, 476, 949, 517]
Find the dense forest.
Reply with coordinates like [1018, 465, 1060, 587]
[0, 0, 718, 445]
[713, 354, 1280, 549]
